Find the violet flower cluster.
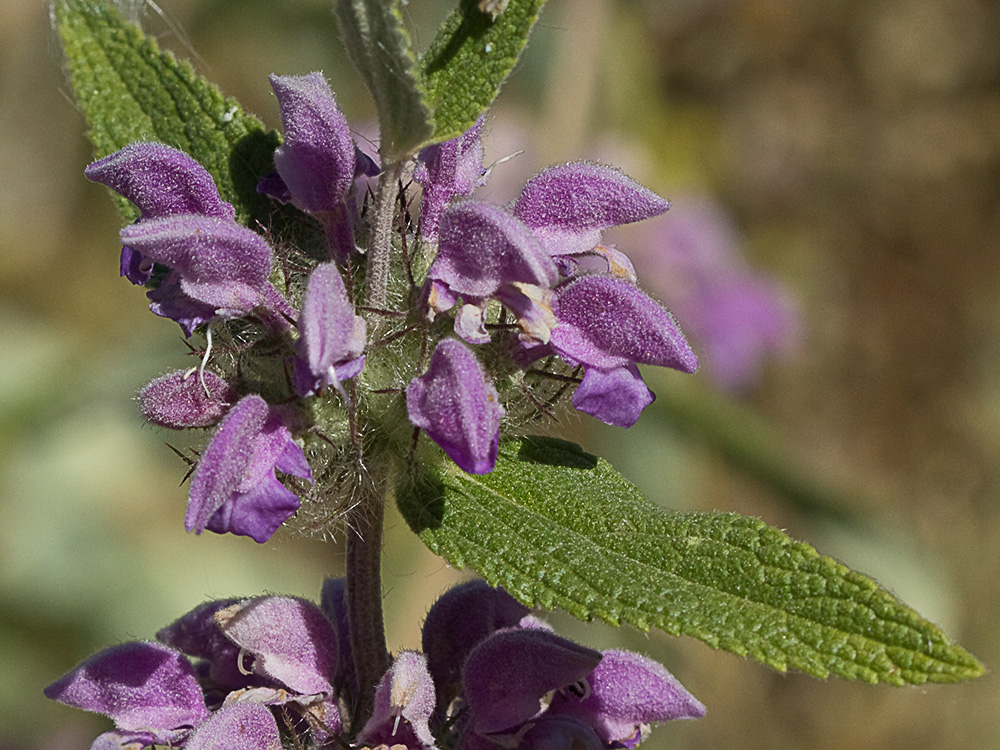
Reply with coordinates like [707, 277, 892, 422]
[45, 580, 704, 750]
[56, 66, 707, 750]
[84, 71, 697, 545]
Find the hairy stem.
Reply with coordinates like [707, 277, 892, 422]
[345, 472, 390, 733]
[365, 161, 402, 310]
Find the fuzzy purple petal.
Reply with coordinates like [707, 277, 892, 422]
[571, 364, 654, 428]
[184, 703, 282, 750]
[416, 118, 486, 243]
[215, 596, 337, 697]
[295, 262, 366, 395]
[550, 275, 698, 373]
[186, 395, 310, 543]
[86, 142, 235, 221]
[138, 370, 237, 429]
[120, 246, 153, 285]
[88, 729, 166, 750]
[463, 629, 602, 736]
[44, 642, 210, 735]
[357, 651, 438, 750]
[319, 578, 355, 705]
[407, 339, 504, 474]
[520, 716, 603, 750]
[422, 581, 530, 718]
[120, 214, 273, 314]
[202, 476, 303, 544]
[430, 202, 558, 299]
[270, 72, 355, 215]
[548, 650, 704, 748]
[156, 599, 251, 689]
[146, 273, 216, 335]
[513, 163, 668, 257]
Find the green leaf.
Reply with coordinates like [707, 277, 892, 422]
[397, 436, 985, 686]
[54, 0, 277, 225]
[334, 0, 434, 159]
[421, 0, 548, 144]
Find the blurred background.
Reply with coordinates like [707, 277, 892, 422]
[1, 0, 998, 747]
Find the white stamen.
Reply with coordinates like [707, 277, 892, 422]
[199, 325, 214, 397]
[236, 647, 253, 676]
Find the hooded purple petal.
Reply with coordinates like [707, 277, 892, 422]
[429, 202, 558, 300]
[270, 73, 355, 214]
[462, 629, 602, 736]
[407, 339, 504, 474]
[145, 273, 217, 335]
[85, 142, 235, 221]
[548, 650, 705, 748]
[357, 651, 438, 750]
[184, 703, 282, 750]
[44, 642, 210, 737]
[550, 275, 698, 373]
[294, 262, 366, 396]
[186, 395, 311, 543]
[156, 599, 250, 690]
[519, 716, 603, 750]
[513, 163, 669, 258]
[416, 118, 487, 243]
[138, 370, 237, 429]
[215, 596, 337, 697]
[319, 577, 355, 706]
[571, 364, 654, 429]
[120, 214, 273, 315]
[422, 581, 530, 716]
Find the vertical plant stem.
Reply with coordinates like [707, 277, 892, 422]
[346, 475, 390, 732]
[365, 161, 402, 310]
[347, 157, 400, 731]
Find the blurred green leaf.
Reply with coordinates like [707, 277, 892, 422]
[334, 0, 434, 159]
[397, 435, 985, 686]
[54, 0, 278, 225]
[421, 0, 548, 144]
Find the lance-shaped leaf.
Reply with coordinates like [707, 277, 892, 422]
[54, 0, 277, 224]
[334, 0, 433, 159]
[396, 436, 985, 686]
[421, 0, 549, 144]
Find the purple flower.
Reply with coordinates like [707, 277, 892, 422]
[407, 339, 504, 474]
[86, 142, 235, 286]
[357, 650, 438, 750]
[137, 369, 237, 429]
[156, 598, 252, 691]
[320, 577, 356, 706]
[461, 628, 602, 737]
[415, 117, 487, 244]
[422, 580, 530, 720]
[637, 197, 799, 392]
[264, 73, 373, 261]
[547, 275, 698, 427]
[120, 214, 292, 333]
[292, 262, 367, 397]
[425, 201, 558, 344]
[184, 703, 282, 750]
[513, 163, 669, 281]
[43, 641, 212, 749]
[159, 593, 343, 741]
[186, 394, 312, 543]
[87, 142, 293, 335]
[547, 649, 705, 748]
